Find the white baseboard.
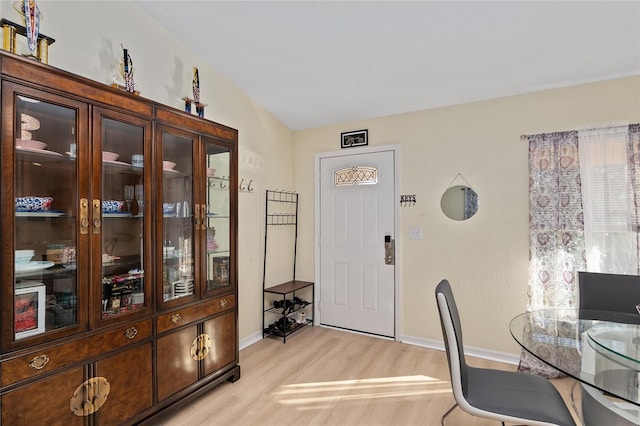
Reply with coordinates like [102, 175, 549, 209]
[239, 331, 263, 351]
[239, 330, 521, 366]
[400, 334, 521, 366]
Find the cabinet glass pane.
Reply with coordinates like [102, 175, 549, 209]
[162, 133, 194, 301]
[101, 118, 145, 318]
[205, 142, 231, 291]
[14, 95, 78, 339]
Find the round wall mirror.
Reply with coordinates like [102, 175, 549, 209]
[441, 185, 479, 221]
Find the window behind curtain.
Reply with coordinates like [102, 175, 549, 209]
[579, 125, 639, 274]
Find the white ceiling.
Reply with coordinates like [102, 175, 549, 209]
[135, 1, 640, 131]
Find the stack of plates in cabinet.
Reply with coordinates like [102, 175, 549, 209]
[174, 280, 194, 296]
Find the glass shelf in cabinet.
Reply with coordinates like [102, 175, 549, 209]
[15, 147, 65, 160]
[102, 212, 139, 218]
[15, 211, 66, 218]
[207, 249, 230, 255]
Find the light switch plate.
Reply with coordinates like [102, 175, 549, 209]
[409, 226, 422, 240]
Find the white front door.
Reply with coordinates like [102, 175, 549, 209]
[318, 149, 396, 337]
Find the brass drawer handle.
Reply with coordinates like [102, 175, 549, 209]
[29, 354, 49, 370]
[220, 298, 228, 309]
[124, 327, 138, 339]
[170, 313, 182, 324]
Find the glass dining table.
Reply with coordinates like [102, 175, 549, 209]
[510, 309, 640, 424]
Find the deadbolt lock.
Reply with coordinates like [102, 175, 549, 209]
[384, 235, 395, 265]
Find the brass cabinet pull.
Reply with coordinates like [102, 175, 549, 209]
[80, 198, 89, 234]
[194, 203, 201, 229]
[70, 377, 110, 416]
[29, 354, 49, 370]
[170, 313, 182, 324]
[190, 334, 212, 361]
[201, 204, 207, 230]
[92, 199, 101, 234]
[219, 298, 228, 309]
[124, 327, 138, 339]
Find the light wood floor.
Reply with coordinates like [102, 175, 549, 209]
[157, 326, 581, 426]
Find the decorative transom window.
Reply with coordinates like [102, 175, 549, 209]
[334, 166, 378, 186]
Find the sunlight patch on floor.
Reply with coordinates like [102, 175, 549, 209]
[280, 375, 441, 388]
[274, 375, 452, 408]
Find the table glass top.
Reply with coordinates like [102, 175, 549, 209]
[587, 325, 640, 368]
[510, 309, 640, 406]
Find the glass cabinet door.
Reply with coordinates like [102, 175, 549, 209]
[204, 139, 232, 294]
[95, 110, 150, 321]
[159, 127, 195, 304]
[10, 87, 86, 343]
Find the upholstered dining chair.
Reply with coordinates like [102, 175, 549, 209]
[578, 271, 640, 319]
[435, 279, 576, 426]
[576, 271, 640, 425]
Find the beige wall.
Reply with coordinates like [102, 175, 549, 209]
[293, 76, 640, 355]
[3, 1, 639, 357]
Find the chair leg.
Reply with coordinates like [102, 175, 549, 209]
[441, 402, 458, 426]
[569, 379, 584, 424]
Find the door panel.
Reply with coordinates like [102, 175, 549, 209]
[95, 343, 153, 425]
[203, 139, 234, 296]
[319, 150, 395, 337]
[156, 325, 199, 401]
[157, 126, 197, 306]
[2, 367, 85, 425]
[92, 108, 152, 326]
[203, 311, 236, 376]
[3, 82, 89, 350]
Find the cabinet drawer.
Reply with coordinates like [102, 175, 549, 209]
[2, 319, 152, 387]
[157, 294, 235, 334]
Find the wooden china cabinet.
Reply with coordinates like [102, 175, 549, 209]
[0, 51, 239, 425]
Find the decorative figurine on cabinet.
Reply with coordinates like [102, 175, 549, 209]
[0, 0, 55, 63]
[22, 0, 40, 55]
[121, 45, 134, 93]
[183, 67, 207, 117]
[111, 44, 138, 94]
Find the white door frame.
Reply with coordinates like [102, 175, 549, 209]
[314, 144, 401, 340]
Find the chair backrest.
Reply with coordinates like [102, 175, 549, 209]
[435, 279, 469, 398]
[578, 271, 640, 313]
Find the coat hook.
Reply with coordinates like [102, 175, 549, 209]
[239, 178, 246, 191]
[247, 179, 254, 192]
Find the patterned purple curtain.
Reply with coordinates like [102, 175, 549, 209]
[518, 131, 585, 378]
